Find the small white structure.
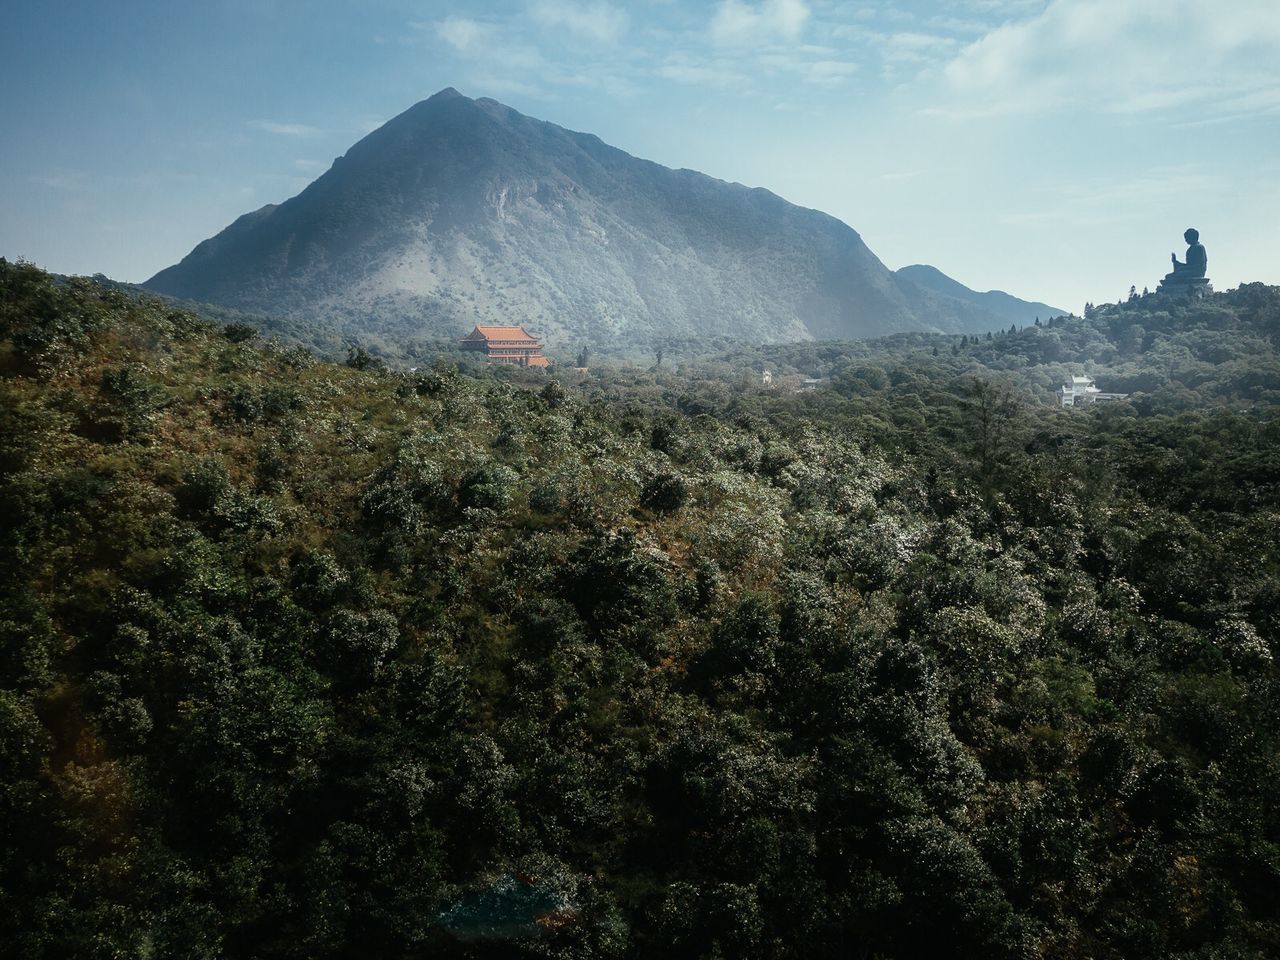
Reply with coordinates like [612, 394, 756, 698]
[761, 369, 773, 386]
[1058, 375, 1128, 407]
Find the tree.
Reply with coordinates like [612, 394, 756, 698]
[98, 364, 164, 441]
[960, 377, 1020, 482]
[222, 321, 258, 343]
[640, 471, 689, 513]
[346, 344, 382, 371]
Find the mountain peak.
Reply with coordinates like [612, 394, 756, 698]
[146, 93, 1057, 348]
[395, 87, 476, 123]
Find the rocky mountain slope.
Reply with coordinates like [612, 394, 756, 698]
[147, 88, 1056, 350]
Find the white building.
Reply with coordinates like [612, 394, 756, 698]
[1058, 375, 1128, 407]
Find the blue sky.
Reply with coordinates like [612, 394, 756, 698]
[2, 0, 1277, 314]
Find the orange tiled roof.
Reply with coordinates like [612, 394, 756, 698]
[464, 325, 540, 342]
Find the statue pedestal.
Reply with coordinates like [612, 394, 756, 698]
[1157, 275, 1212, 297]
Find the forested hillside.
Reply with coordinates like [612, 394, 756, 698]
[2, 259, 1279, 959]
[691, 283, 1280, 413]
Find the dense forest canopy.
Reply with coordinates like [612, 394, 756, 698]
[2, 259, 1279, 958]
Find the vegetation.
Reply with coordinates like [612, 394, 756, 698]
[2, 259, 1279, 958]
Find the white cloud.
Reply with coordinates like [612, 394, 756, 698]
[248, 120, 322, 137]
[941, 0, 1280, 117]
[956, 0, 1048, 14]
[756, 53, 859, 86]
[461, 74, 551, 99]
[658, 59, 749, 90]
[881, 31, 958, 64]
[837, 1, 918, 25]
[531, 1, 630, 44]
[430, 15, 545, 72]
[435, 16, 493, 51]
[926, 15, 992, 35]
[829, 24, 957, 75]
[29, 171, 91, 191]
[804, 60, 859, 86]
[711, 0, 810, 46]
[996, 165, 1224, 227]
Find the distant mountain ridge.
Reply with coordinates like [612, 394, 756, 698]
[146, 88, 1060, 350]
[895, 264, 1063, 327]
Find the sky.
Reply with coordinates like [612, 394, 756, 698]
[2, 0, 1278, 314]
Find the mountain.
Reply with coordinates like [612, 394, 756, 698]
[895, 264, 1064, 328]
[146, 88, 1057, 351]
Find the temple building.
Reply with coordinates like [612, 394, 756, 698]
[460, 325, 550, 367]
[1057, 375, 1128, 407]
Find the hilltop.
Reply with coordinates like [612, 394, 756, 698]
[146, 88, 1056, 352]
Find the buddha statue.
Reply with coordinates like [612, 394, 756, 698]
[1158, 228, 1210, 294]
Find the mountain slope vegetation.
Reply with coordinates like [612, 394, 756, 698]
[699, 282, 1280, 412]
[2, 260, 1279, 959]
[145, 88, 1055, 350]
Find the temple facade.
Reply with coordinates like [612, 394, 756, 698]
[460, 325, 550, 367]
[1058, 375, 1127, 407]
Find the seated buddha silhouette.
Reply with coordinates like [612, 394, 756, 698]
[1166, 228, 1207, 281]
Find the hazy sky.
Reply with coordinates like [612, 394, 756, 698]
[3, 0, 1278, 313]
